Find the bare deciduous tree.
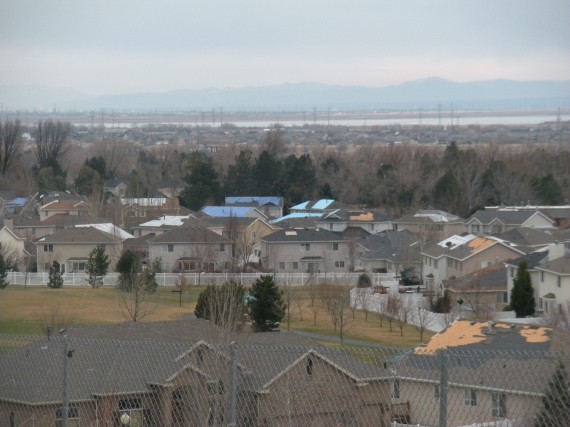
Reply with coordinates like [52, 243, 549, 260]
[33, 120, 71, 167]
[0, 119, 20, 175]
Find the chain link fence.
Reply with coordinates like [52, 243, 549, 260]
[1, 333, 568, 427]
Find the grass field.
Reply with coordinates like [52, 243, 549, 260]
[0, 285, 431, 348]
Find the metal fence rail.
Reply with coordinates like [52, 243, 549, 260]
[4, 271, 395, 287]
[0, 334, 568, 427]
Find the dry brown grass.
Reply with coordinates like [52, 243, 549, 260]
[0, 285, 432, 347]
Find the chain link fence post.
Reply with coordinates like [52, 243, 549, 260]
[438, 348, 448, 427]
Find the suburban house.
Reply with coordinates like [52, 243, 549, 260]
[354, 229, 419, 276]
[315, 208, 392, 234]
[0, 319, 395, 427]
[392, 210, 465, 244]
[533, 244, 570, 322]
[39, 199, 92, 221]
[535, 205, 570, 229]
[103, 178, 127, 199]
[119, 197, 183, 231]
[148, 224, 232, 273]
[442, 263, 509, 318]
[422, 234, 525, 295]
[200, 216, 276, 267]
[35, 226, 124, 273]
[506, 243, 570, 322]
[392, 320, 566, 427]
[255, 227, 350, 273]
[0, 226, 30, 271]
[465, 207, 554, 235]
[225, 196, 284, 219]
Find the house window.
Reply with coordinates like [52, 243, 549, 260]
[207, 380, 224, 395]
[391, 380, 400, 399]
[71, 261, 86, 272]
[434, 260, 438, 269]
[465, 389, 477, 406]
[557, 276, 561, 288]
[492, 392, 507, 417]
[306, 357, 313, 375]
[447, 259, 452, 268]
[219, 244, 225, 252]
[279, 262, 285, 270]
[481, 261, 492, 268]
[472, 224, 480, 233]
[118, 398, 143, 426]
[286, 262, 298, 270]
[510, 268, 514, 278]
[541, 271, 544, 282]
[434, 384, 440, 401]
[97, 244, 106, 251]
[335, 261, 345, 268]
[497, 292, 508, 304]
[164, 244, 174, 252]
[44, 244, 54, 252]
[292, 262, 298, 270]
[301, 243, 310, 251]
[55, 406, 79, 427]
[328, 242, 339, 251]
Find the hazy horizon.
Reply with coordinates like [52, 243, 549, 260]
[1, 0, 569, 97]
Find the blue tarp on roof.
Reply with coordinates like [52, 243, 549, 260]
[6, 197, 27, 206]
[312, 199, 335, 210]
[291, 201, 309, 210]
[225, 196, 282, 207]
[201, 206, 253, 217]
[270, 213, 324, 224]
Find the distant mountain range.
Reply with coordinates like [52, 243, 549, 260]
[1, 78, 569, 111]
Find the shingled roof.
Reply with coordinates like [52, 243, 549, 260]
[262, 227, 343, 243]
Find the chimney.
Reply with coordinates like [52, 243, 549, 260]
[548, 242, 565, 262]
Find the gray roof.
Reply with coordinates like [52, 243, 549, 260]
[0, 319, 389, 404]
[38, 226, 121, 244]
[263, 227, 343, 243]
[495, 227, 558, 247]
[536, 256, 570, 275]
[357, 230, 419, 262]
[505, 251, 549, 269]
[468, 208, 551, 225]
[150, 225, 231, 244]
[443, 263, 507, 292]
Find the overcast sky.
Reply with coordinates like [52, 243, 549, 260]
[1, 0, 569, 96]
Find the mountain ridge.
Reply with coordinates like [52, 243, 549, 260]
[1, 78, 569, 111]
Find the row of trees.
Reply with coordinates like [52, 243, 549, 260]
[1, 120, 568, 219]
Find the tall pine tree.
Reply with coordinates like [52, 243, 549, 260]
[248, 275, 285, 332]
[510, 260, 535, 317]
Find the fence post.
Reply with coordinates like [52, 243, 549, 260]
[439, 348, 448, 427]
[229, 341, 238, 426]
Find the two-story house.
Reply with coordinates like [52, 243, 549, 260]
[148, 225, 232, 273]
[35, 226, 123, 273]
[422, 235, 525, 295]
[316, 208, 392, 234]
[392, 210, 465, 245]
[256, 227, 349, 273]
[224, 196, 284, 219]
[466, 207, 554, 235]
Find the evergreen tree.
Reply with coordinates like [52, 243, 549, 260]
[510, 260, 535, 317]
[253, 151, 281, 195]
[248, 275, 285, 332]
[223, 150, 256, 196]
[179, 152, 222, 210]
[0, 253, 9, 289]
[357, 273, 372, 288]
[535, 359, 570, 427]
[85, 246, 110, 288]
[47, 260, 63, 289]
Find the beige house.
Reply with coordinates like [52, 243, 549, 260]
[39, 199, 92, 221]
[422, 235, 525, 294]
[35, 227, 123, 273]
[0, 226, 30, 270]
[393, 210, 465, 244]
[466, 207, 554, 235]
[148, 225, 232, 273]
[256, 227, 350, 273]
